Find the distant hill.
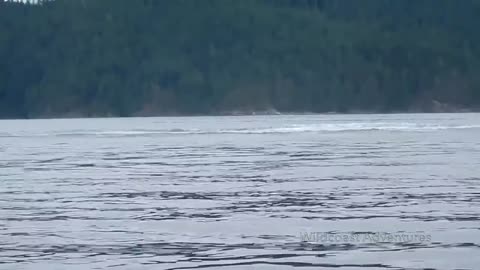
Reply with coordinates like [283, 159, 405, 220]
[1, 0, 479, 118]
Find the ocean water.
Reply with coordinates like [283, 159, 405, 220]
[0, 113, 479, 270]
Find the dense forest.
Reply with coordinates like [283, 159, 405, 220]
[1, 0, 480, 118]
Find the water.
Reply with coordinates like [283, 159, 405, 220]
[1, 113, 479, 270]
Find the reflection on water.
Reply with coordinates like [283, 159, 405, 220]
[0, 114, 479, 269]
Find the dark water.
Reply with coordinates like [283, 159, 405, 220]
[1, 114, 479, 270]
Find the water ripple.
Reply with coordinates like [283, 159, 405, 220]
[1, 114, 480, 269]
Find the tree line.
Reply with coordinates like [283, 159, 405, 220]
[1, 0, 479, 118]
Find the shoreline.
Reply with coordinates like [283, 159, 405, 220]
[1, 109, 478, 121]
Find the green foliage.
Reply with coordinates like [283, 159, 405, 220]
[0, 0, 479, 118]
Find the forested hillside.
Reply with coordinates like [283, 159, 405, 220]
[1, 0, 480, 118]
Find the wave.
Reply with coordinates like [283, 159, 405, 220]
[3, 123, 479, 138]
[52, 123, 480, 137]
[218, 124, 480, 134]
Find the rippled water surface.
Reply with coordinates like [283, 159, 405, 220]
[1, 114, 480, 270]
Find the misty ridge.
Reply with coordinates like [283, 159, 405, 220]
[1, 0, 480, 118]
